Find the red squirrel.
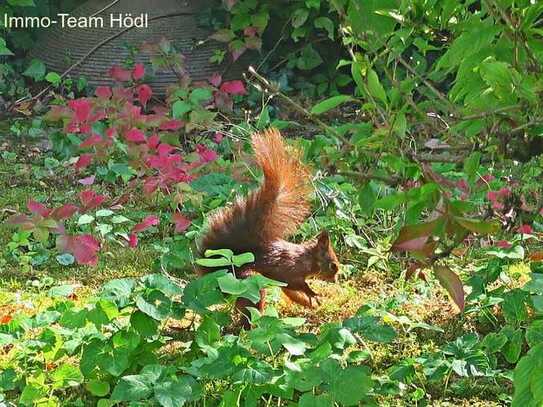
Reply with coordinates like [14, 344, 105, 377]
[197, 128, 340, 324]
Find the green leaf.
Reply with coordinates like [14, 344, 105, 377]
[292, 8, 309, 28]
[463, 152, 481, 184]
[86, 380, 110, 397]
[56, 253, 75, 266]
[100, 278, 136, 308]
[299, 393, 334, 407]
[277, 333, 307, 355]
[189, 88, 213, 106]
[172, 100, 192, 118]
[217, 274, 247, 296]
[296, 45, 323, 70]
[77, 214, 95, 225]
[48, 284, 74, 298]
[155, 377, 195, 407]
[526, 320, 543, 348]
[8, 0, 36, 6]
[111, 376, 152, 402]
[314, 17, 335, 39]
[311, 95, 353, 115]
[503, 328, 523, 363]
[23, 59, 46, 81]
[455, 217, 500, 235]
[232, 252, 255, 267]
[96, 209, 114, 217]
[51, 364, 83, 389]
[434, 265, 465, 311]
[367, 68, 387, 104]
[45, 72, 61, 86]
[136, 290, 172, 320]
[0, 38, 14, 56]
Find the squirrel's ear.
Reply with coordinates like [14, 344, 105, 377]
[317, 230, 330, 247]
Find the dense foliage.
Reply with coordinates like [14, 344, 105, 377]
[1, 0, 543, 406]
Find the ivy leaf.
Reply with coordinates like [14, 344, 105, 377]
[434, 265, 465, 311]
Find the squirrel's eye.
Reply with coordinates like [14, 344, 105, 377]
[330, 263, 338, 272]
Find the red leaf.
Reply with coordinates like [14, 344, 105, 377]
[147, 134, 160, 149]
[27, 200, 51, 217]
[51, 204, 79, 220]
[496, 240, 512, 249]
[196, 144, 218, 163]
[157, 143, 175, 156]
[137, 84, 152, 107]
[209, 72, 222, 87]
[172, 212, 191, 233]
[434, 265, 465, 312]
[6, 214, 33, 228]
[128, 233, 138, 248]
[79, 190, 106, 212]
[220, 80, 246, 95]
[214, 132, 224, 144]
[132, 215, 159, 233]
[58, 234, 101, 266]
[75, 154, 93, 170]
[79, 134, 103, 148]
[392, 218, 443, 253]
[159, 120, 184, 131]
[518, 224, 533, 234]
[214, 90, 233, 112]
[68, 99, 92, 123]
[96, 86, 112, 99]
[125, 128, 146, 144]
[132, 63, 145, 80]
[109, 65, 132, 82]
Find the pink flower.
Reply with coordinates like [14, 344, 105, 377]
[496, 240, 512, 249]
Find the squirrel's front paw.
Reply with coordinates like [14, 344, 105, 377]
[309, 295, 322, 308]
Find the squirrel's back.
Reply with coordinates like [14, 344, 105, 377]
[199, 128, 311, 258]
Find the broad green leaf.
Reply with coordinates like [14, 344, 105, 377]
[434, 265, 465, 311]
[367, 68, 387, 104]
[51, 364, 83, 389]
[172, 100, 192, 118]
[455, 217, 500, 235]
[314, 16, 335, 39]
[463, 152, 481, 184]
[86, 380, 110, 397]
[311, 95, 353, 115]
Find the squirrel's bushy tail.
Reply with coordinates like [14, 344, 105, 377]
[199, 128, 311, 257]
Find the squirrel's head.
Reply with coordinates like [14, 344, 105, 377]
[311, 230, 340, 282]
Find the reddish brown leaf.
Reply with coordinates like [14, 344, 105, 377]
[434, 265, 464, 312]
